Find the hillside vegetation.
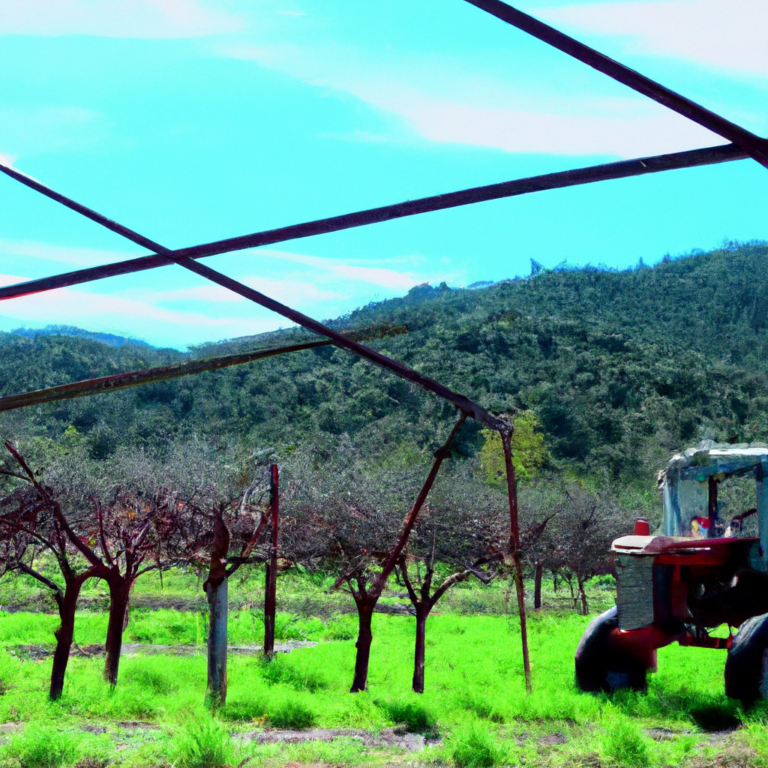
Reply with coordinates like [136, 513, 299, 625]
[3, 242, 768, 487]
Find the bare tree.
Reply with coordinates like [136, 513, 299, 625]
[546, 484, 632, 615]
[0, 477, 101, 699]
[287, 415, 467, 692]
[394, 464, 506, 693]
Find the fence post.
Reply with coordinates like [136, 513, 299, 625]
[264, 464, 279, 657]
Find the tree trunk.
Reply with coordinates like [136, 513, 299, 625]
[534, 561, 543, 610]
[413, 605, 430, 694]
[350, 599, 375, 693]
[104, 577, 131, 686]
[504, 580, 512, 614]
[566, 576, 578, 611]
[206, 577, 228, 706]
[50, 577, 85, 700]
[578, 577, 589, 616]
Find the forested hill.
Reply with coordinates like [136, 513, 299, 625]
[2, 241, 768, 485]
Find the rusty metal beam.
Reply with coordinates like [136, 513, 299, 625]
[462, 0, 768, 168]
[0, 323, 408, 412]
[0, 143, 747, 301]
[0, 340, 328, 412]
[0, 167, 507, 431]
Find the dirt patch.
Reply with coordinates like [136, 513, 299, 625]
[645, 727, 683, 741]
[7, 641, 317, 660]
[539, 732, 569, 746]
[116, 721, 161, 731]
[242, 726, 430, 751]
[0, 596, 414, 616]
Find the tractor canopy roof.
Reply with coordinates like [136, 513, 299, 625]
[663, 441, 768, 483]
[659, 441, 768, 538]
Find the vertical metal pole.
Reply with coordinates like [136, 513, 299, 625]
[662, 470, 682, 536]
[500, 429, 532, 693]
[264, 464, 279, 657]
[707, 476, 718, 539]
[756, 460, 768, 571]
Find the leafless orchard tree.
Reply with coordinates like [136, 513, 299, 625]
[395, 464, 507, 693]
[544, 484, 633, 614]
[285, 416, 467, 693]
[0, 443, 183, 689]
[0, 477, 103, 699]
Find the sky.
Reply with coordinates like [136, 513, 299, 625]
[0, 0, 766, 349]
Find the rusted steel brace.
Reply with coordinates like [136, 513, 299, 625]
[501, 428, 531, 694]
[0, 143, 746, 301]
[0, 340, 330, 412]
[0, 324, 407, 412]
[374, 412, 469, 594]
[463, 0, 768, 168]
[0, 169, 504, 431]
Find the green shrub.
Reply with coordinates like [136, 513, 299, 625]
[379, 698, 437, 734]
[458, 690, 503, 722]
[446, 719, 506, 768]
[273, 614, 305, 641]
[122, 664, 179, 695]
[1, 725, 82, 768]
[746, 720, 768, 767]
[220, 697, 267, 723]
[267, 698, 316, 730]
[599, 713, 650, 766]
[169, 716, 237, 768]
[259, 655, 328, 692]
[322, 615, 356, 641]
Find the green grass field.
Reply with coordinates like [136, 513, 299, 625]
[1, 572, 767, 767]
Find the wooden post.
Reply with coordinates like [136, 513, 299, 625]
[500, 429, 532, 694]
[206, 576, 228, 705]
[264, 464, 279, 658]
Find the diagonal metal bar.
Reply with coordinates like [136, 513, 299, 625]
[0, 323, 408, 412]
[0, 143, 747, 301]
[0, 167, 506, 431]
[462, 0, 768, 168]
[0, 341, 332, 412]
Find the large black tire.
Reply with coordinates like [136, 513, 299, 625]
[575, 606, 648, 693]
[725, 612, 768, 705]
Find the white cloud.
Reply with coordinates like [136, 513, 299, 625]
[370, 91, 721, 158]
[147, 276, 344, 305]
[225, 42, 722, 157]
[538, 0, 768, 77]
[0, 273, 230, 327]
[143, 250, 424, 308]
[0, 239, 137, 268]
[254, 249, 423, 290]
[0, 0, 242, 38]
[0, 106, 107, 160]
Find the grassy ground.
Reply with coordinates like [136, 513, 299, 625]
[1, 573, 767, 767]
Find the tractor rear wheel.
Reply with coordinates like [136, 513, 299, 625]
[725, 612, 768, 705]
[575, 606, 648, 693]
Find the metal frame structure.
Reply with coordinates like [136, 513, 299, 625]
[1, 0, 765, 694]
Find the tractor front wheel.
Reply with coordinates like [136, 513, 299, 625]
[725, 612, 768, 705]
[575, 606, 649, 693]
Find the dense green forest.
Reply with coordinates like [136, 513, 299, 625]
[3, 241, 768, 488]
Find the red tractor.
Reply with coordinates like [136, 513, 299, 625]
[575, 443, 768, 703]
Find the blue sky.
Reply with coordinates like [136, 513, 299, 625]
[0, 0, 766, 349]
